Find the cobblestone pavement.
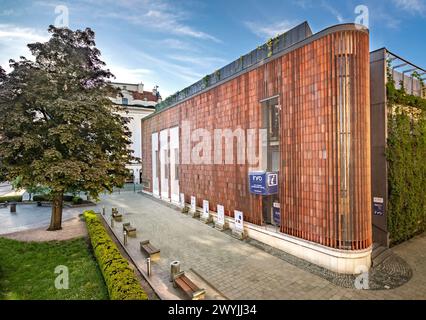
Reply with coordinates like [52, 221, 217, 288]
[2, 217, 87, 242]
[0, 203, 88, 235]
[96, 192, 426, 300]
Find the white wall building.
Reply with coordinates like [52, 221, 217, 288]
[110, 82, 159, 184]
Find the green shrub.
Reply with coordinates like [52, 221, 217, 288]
[83, 210, 148, 300]
[72, 196, 83, 205]
[0, 195, 23, 203]
[32, 194, 79, 202]
[33, 194, 51, 202]
[63, 195, 74, 202]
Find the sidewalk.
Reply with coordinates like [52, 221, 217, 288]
[96, 192, 426, 300]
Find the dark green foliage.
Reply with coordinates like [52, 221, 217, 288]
[32, 194, 82, 203]
[0, 26, 133, 198]
[84, 210, 148, 300]
[72, 196, 83, 204]
[0, 26, 134, 229]
[32, 194, 52, 202]
[386, 81, 426, 244]
[0, 195, 23, 203]
[0, 237, 108, 300]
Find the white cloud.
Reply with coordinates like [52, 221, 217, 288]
[293, 0, 315, 9]
[321, 1, 345, 23]
[392, 0, 426, 14]
[0, 9, 14, 16]
[108, 65, 152, 83]
[97, 1, 220, 42]
[167, 54, 226, 68]
[293, 1, 345, 23]
[245, 20, 299, 39]
[0, 24, 49, 72]
[106, 46, 205, 97]
[134, 50, 204, 83]
[373, 11, 401, 30]
[159, 38, 189, 50]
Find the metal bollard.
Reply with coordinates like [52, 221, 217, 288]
[111, 216, 114, 228]
[170, 261, 180, 282]
[147, 258, 151, 276]
[102, 206, 105, 215]
[123, 230, 127, 246]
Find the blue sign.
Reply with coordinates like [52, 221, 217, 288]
[273, 202, 281, 225]
[267, 172, 278, 195]
[249, 171, 279, 195]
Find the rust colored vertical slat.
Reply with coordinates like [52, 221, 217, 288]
[141, 27, 371, 250]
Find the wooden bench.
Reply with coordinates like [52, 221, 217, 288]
[112, 211, 123, 222]
[140, 240, 160, 261]
[122, 222, 137, 237]
[173, 271, 206, 300]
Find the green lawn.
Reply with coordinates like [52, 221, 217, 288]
[0, 237, 109, 300]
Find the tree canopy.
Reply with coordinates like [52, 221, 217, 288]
[0, 26, 134, 230]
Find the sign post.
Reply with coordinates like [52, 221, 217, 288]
[190, 196, 199, 218]
[232, 210, 246, 240]
[215, 204, 228, 231]
[180, 193, 185, 208]
[201, 200, 211, 223]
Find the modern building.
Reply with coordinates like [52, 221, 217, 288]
[370, 48, 425, 247]
[141, 22, 372, 274]
[110, 82, 159, 183]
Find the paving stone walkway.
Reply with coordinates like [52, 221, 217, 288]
[96, 192, 426, 300]
[2, 217, 87, 242]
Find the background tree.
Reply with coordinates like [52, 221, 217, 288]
[0, 26, 134, 230]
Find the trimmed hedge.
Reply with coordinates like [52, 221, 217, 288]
[83, 210, 148, 300]
[72, 196, 83, 204]
[32, 194, 51, 202]
[0, 195, 23, 203]
[33, 194, 83, 203]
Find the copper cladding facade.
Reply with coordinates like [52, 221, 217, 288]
[141, 25, 372, 251]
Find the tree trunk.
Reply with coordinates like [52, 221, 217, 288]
[47, 192, 63, 231]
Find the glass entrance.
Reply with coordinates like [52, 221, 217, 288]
[261, 97, 281, 226]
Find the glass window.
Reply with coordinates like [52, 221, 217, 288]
[261, 97, 280, 172]
[122, 97, 128, 105]
[269, 104, 280, 142]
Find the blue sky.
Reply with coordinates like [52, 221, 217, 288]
[0, 0, 425, 97]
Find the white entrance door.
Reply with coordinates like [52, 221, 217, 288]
[159, 129, 169, 200]
[169, 126, 180, 203]
[151, 132, 159, 197]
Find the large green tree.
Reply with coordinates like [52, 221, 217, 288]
[0, 26, 133, 230]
